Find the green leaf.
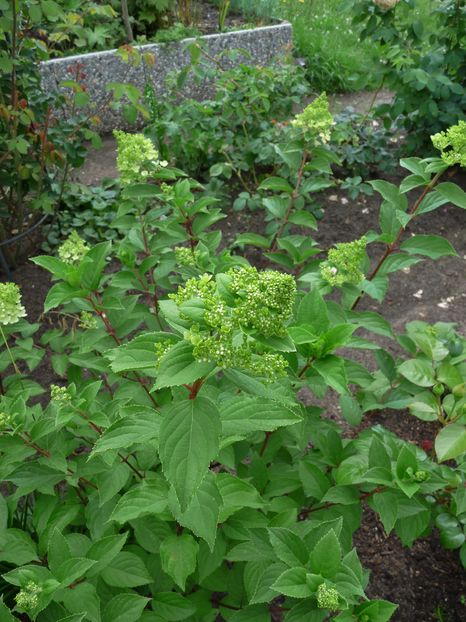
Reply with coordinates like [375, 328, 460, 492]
[123, 183, 162, 199]
[91, 409, 160, 454]
[159, 533, 199, 589]
[259, 176, 294, 194]
[107, 332, 177, 375]
[398, 359, 435, 387]
[285, 601, 327, 621]
[268, 528, 308, 567]
[154, 341, 215, 389]
[151, 592, 196, 621]
[86, 533, 128, 577]
[59, 579, 100, 622]
[298, 461, 331, 500]
[217, 473, 263, 521]
[355, 600, 398, 622]
[400, 235, 457, 259]
[370, 491, 398, 535]
[54, 558, 96, 586]
[313, 355, 348, 394]
[235, 233, 271, 248]
[435, 424, 466, 462]
[271, 567, 314, 598]
[220, 397, 301, 436]
[101, 551, 151, 587]
[0, 529, 39, 565]
[102, 593, 150, 622]
[339, 395, 363, 426]
[228, 605, 270, 622]
[110, 481, 168, 523]
[436, 182, 466, 209]
[297, 289, 329, 333]
[309, 529, 341, 577]
[244, 561, 287, 603]
[159, 396, 220, 510]
[169, 472, 221, 551]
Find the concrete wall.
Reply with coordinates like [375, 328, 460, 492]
[40, 23, 293, 132]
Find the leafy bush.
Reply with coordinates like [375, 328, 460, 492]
[0, 0, 101, 266]
[348, 0, 466, 152]
[146, 48, 310, 185]
[0, 97, 465, 620]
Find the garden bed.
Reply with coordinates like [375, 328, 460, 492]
[12, 166, 466, 622]
[40, 21, 292, 132]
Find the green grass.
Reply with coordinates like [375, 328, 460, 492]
[228, 0, 440, 94]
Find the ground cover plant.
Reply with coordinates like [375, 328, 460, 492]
[0, 83, 465, 622]
[349, 0, 466, 153]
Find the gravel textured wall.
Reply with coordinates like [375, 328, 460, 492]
[40, 23, 292, 132]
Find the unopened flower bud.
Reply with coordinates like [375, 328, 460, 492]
[317, 583, 340, 611]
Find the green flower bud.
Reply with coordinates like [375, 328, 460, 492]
[321, 236, 367, 287]
[79, 311, 97, 330]
[292, 92, 333, 143]
[316, 583, 340, 611]
[170, 267, 296, 380]
[413, 470, 429, 483]
[0, 411, 13, 430]
[0, 282, 26, 325]
[433, 383, 445, 396]
[452, 383, 466, 398]
[114, 130, 166, 185]
[175, 246, 199, 267]
[15, 581, 42, 612]
[51, 384, 72, 404]
[431, 121, 466, 168]
[58, 231, 89, 265]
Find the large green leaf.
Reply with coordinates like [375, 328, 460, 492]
[436, 182, 466, 209]
[268, 528, 308, 567]
[91, 409, 160, 455]
[400, 234, 456, 259]
[169, 473, 222, 551]
[110, 481, 168, 523]
[102, 593, 150, 622]
[397, 359, 435, 387]
[309, 529, 341, 578]
[220, 397, 301, 436]
[435, 424, 466, 462]
[159, 396, 220, 510]
[151, 592, 196, 621]
[159, 533, 199, 590]
[154, 341, 215, 389]
[106, 332, 178, 376]
[101, 551, 151, 587]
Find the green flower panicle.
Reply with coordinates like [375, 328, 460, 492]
[155, 340, 173, 368]
[51, 384, 72, 404]
[0, 283, 26, 325]
[114, 130, 167, 185]
[79, 311, 98, 330]
[431, 120, 466, 168]
[58, 231, 90, 265]
[321, 236, 367, 286]
[0, 411, 13, 431]
[15, 581, 42, 612]
[170, 267, 296, 380]
[292, 92, 333, 143]
[316, 583, 340, 611]
[175, 246, 199, 267]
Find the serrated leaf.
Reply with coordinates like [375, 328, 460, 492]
[220, 397, 301, 436]
[102, 593, 150, 622]
[309, 529, 341, 577]
[151, 592, 196, 621]
[159, 397, 220, 510]
[91, 409, 160, 454]
[398, 359, 435, 387]
[101, 551, 151, 587]
[436, 182, 466, 209]
[110, 481, 168, 523]
[160, 533, 199, 590]
[271, 567, 314, 598]
[244, 561, 287, 603]
[400, 234, 456, 259]
[268, 528, 308, 567]
[154, 341, 215, 389]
